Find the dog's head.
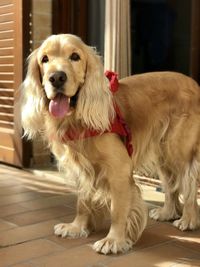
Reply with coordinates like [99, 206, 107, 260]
[21, 34, 115, 139]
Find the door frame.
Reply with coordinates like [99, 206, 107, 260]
[190, 0, 200, 83]
[52, 0, 88, 42]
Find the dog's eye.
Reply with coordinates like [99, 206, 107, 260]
[70, 53, 80, 61]
[41, 55, 49, 63]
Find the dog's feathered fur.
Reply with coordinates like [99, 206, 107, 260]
[21, 34, 200, 254]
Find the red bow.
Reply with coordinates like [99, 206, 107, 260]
[105, 70, 119, 93]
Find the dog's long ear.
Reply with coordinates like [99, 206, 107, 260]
[76, 45, 115, 132]
[20, 49, 45, 139]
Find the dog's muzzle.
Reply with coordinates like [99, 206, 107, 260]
[46, 71, 81, 118]
[49, 71, 67, 89]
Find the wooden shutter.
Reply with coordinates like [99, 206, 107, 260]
[0, 0, 31, 167]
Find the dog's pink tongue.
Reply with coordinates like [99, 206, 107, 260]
[49, 94, 70, 118]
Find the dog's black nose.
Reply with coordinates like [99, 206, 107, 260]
[49, 71, 67, 88]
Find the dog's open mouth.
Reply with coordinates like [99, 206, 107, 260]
[49, 90, 79, 118]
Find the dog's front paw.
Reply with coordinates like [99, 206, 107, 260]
[93, 237, 133, 254]
[54, 223, 89, 238]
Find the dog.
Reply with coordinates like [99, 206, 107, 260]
[21, 34, 200, 254]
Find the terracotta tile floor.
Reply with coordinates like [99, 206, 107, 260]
[0, 164, 200, 267]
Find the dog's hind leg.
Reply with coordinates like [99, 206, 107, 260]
[173, 161, 200, 231]
[149, 167, 182, 221]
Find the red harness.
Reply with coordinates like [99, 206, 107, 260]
[62, 71, 133, 156]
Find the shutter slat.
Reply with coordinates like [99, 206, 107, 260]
[0, 56, 14, 64]
[0, 120, 13, 129]
[0, 47, 13, 56]
[0, 30, 13, 39]
[0, 96, 14, 106]
[0, 13, 14, 23]
[0, 112, 13, 122]
[0, 72, 14, 80]
[0, 64, 13, 72]
[0, 5, 13, 16]
[0, 81, 14, 88]
[0, 21, 14, 31]
[0, 1, 13, 7]
[0, 89, 13, 97]
[0, 104, 13, 114]
[0, 39, 13, 47]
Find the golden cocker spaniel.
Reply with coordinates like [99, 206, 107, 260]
[21, 34, 200, 254]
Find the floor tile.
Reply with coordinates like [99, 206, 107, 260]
[30, 244, 109, 267]
[135, 223, 171, 250]
[4, 205, 73, 226]
[0, 178, 21, 187]
[0, 185, 30, 196]
[0, 191, 45, 207]
[47, 231, 107, 250]
[135, 220, 198, 251]
[19, 194, 76, 211]
[0, 239, 64, 267]
[0, 203, 29, 217]
[147, 221, 199, 240]
[0, 219, 17, 231]
[173, 232, 200, 254]
[107, 242, 200, 267]
[171, 259, 200, 267]
[0, 219, 60, 247]
[11, 264, 35, 267]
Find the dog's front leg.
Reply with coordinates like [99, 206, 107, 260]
[54, 198, 90, 238]
[93, 169, 134, 254]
